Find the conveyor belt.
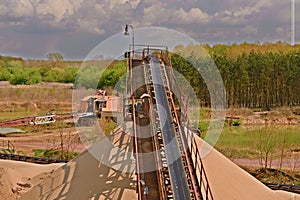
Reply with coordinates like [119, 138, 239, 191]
[150, 56, 191, 200]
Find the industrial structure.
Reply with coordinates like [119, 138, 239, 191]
[124, 44, 213, 200]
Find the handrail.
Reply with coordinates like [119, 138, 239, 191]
[190, 136, 214, 200]
[132, 97, 143, 200]
[0, 140, 15, 153]
[0, 153, 67, 164]
[161, 55, 214, 200]
[160, 64, 202, 200]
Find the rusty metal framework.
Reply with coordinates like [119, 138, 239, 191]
[127, 45, 214, 200]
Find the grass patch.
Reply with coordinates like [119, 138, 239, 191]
[213, 125, 300, 160]
[0, 87, 72, 102]
[32, 148, 79, 160]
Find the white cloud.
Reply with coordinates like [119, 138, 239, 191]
[142, 2, 168, 26]
[214, 0, 272, 25]
[77, 18, 105, 35]
[275, 26, 291, 41]
[36, 0, 83, 22]
[276, 27, 285, 35]
[102, 0, 140, 10]
[173, 8, 210, 24]
[0, 0, 34, 18]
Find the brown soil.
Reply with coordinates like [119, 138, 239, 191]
[226, 108, 300, 125]
[1, 127, 86, 156]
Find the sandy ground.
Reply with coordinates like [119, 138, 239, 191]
[0, 160, 63, 199]
[18, 124, 137, 200]
[234, 158, 300, 170]
[1, 128, 86, 155]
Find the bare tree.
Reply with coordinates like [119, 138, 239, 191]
[47, 52, 64, 67]
[47, 52, 64, 62]
[255, 126, 278, 170]
[278, 131, 288, 171]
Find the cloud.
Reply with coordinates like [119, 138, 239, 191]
[0, 0, 297, 59]
[173, 8, 210, 24]
[241, 25, 258, 35]
[0, 0, 34, 18]
[36, 0, 83, 22]
[214, 0, 272, 25]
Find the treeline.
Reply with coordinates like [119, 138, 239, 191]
[172, 42, 300, 109]
[0, 56, 79, 84]
[74, 60, 126, 89]
[0, 55, 126, 89]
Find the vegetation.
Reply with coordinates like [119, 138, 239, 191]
[0, 54, 79, 85]
[172, 42, 300, 109]
[244, 167, 300, 185]
[97, 61, 126, 89]
[213, 125, 300, 170]
[32, 149, 79, 160]
[98, 118, 118, 135]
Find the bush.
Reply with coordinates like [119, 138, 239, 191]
[198, 121, 210, 132]
[43, 67, 64, 82]
[97, 61, 126, 89]
[9, 68, 42, 85]
[0, 67, 11, 81]
[74, 66, 104, 89]
[60, 66, 78, 83]
[7, 60, 22, 68]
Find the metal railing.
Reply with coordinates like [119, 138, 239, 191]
[132, 97, 143, 200]
[0, 140, 15, 153]
[0, 153, 67, 164]
[189, 135, 214, 200]
[161, 53, 214, 200]
[160, 63, 202, 200]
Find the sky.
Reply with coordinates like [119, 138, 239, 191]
[0, 0, 298, 60]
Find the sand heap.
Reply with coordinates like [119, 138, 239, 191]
[19, 126, 137, 200]
[197, 136, 300, 200]
[0, 160, 62, 199]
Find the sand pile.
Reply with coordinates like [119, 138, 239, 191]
[19, 126, 137, 200]
[197, 136, 300, 200]
[0, 160, 63, 199]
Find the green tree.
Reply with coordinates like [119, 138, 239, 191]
[75, 66, 103, 89]
[97, 61, 126, 89]
[0, 67, 11, 81]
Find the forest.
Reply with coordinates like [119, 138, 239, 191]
[0, 42, 299, 109]
[172, 42, 300, 109]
